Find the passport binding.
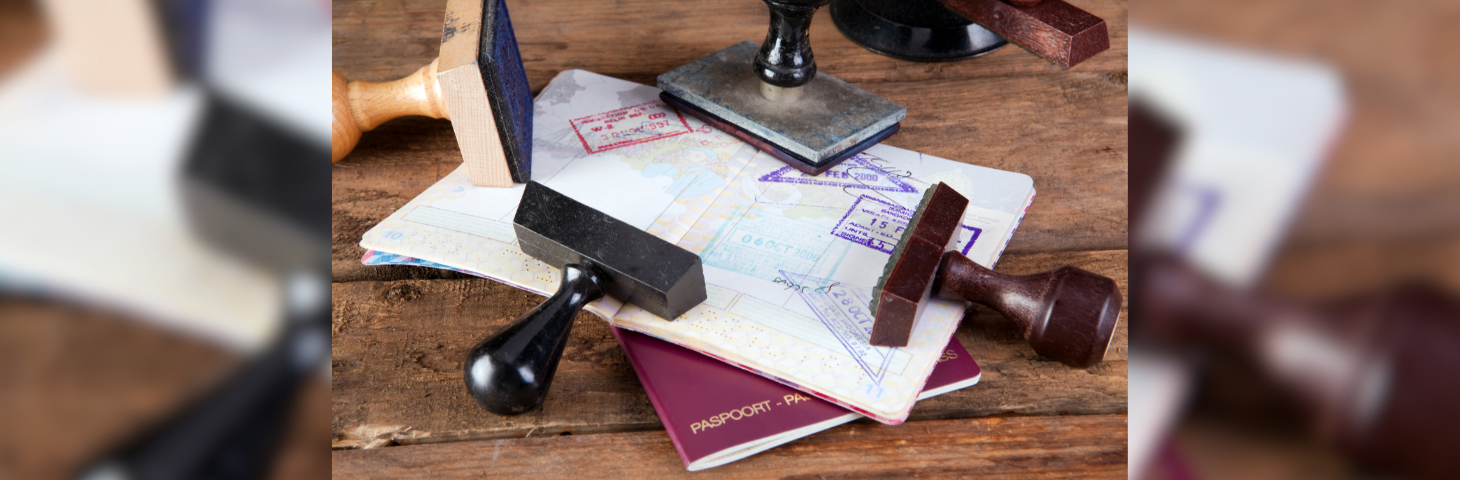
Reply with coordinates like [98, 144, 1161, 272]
[612, 326, 981, 471]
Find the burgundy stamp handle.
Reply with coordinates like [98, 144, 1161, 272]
[936, 0, 1109, 69]
[932, 252, 1122, 368]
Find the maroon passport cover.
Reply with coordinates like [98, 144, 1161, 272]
[612, 327, 982, 471]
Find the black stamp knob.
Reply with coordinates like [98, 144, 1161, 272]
[755, 0, 829, 100]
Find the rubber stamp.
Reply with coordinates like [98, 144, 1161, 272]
[870, 183, 1122, 369]
[658, 1, 906, 175]
[463, 182, 707, 415]
[331, 0, 531, 187]
[1142, 257, 1460, 479]
[831, 0, 1109, 68]
[76, 95, 331, 480]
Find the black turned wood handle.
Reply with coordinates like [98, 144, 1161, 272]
[74, 303, 330, 480]
[464, 264, 605, 415]
[755, 0, 830, 89]
[931, 252, 1121, 368]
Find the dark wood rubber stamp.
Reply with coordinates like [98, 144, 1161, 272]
[1141, 257, 1460, 479]
[463, 182, 707, 415]
[870, 182, 1122, 369]
[869, 184, 968, 346]
[938, 0, 1108, 69]
[830, 0, 1108, 68]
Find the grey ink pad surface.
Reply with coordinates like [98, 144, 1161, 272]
[658, 41, 906, 172]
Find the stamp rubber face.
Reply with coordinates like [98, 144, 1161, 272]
[657, 41, 906, 164]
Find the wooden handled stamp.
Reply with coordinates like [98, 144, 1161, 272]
[331, 0, 532, 188]
[870, 183, 1122, 368]
[1141, 257, 1460, 478]
[658, 1, 906, 175]
[937, 0, 1109, 69]
[463, 182, 707, 415]
[830, 0, 1108, 68]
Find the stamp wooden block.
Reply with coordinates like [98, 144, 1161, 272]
[331, 0, 531, 188]
[869, 183, 968, 346]
[938, 0, 1109, 69]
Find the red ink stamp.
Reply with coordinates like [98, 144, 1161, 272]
[570, 99, 693, 153]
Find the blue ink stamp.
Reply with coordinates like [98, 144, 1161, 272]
[703, 215, 828, 281]
[781, 270, 900, 385]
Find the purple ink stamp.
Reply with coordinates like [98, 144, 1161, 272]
[832, 195, 914, 254]
[959, 225, 982, 256]
[759, 155, 917, 194]
[832, 195, 987, 256]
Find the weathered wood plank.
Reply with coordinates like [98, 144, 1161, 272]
[330, 250, 1127, 447]
[331, 413, 1129, 479]
[0, 298, 328, 480]
[330, 70, 1129, 282]
[331, 0, 1127, 90]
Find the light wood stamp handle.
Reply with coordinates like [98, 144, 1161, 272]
[331, 58, 450, 163]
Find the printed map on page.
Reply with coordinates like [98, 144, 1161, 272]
[360, 70, 1034, 423]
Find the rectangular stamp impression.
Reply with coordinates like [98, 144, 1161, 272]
[781, 270, 911, 385]
[831, 195, 914, 255]
[834, 195, 987, 257]
[570, 99, 693, 153]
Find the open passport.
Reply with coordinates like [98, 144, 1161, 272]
[359, 69, 1035, 423]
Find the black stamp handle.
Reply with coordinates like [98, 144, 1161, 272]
[464, 264, 605, 415]
[755, 0, 830, 89]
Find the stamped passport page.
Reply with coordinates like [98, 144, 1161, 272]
[360, 70, 1035, 424]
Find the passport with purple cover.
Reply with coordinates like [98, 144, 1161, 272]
[612, 327, 981, 471]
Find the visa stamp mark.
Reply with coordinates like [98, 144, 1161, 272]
[570, 99, 692, 153]
[831, 195, 913, 255]
[832, 195, 985, 255]
[958, 224, 983, 256]
[781, 270, 900, 385]
[758, 156, 917, 194]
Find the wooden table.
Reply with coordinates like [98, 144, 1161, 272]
[330, 0, 1129, 477]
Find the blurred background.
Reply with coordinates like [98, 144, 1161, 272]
[1129, 1, 1460, 479]
[0, 0, 329, 478]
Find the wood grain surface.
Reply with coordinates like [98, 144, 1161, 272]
[332, 0, 1128, 476]
[330, 250, 1127, 447]
[0, 298, 329, 480]
[332, 413, 1128, 479]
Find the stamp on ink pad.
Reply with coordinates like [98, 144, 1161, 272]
[570, 99, 692, 153]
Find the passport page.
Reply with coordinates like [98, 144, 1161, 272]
[359, 69, 1034, 423]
